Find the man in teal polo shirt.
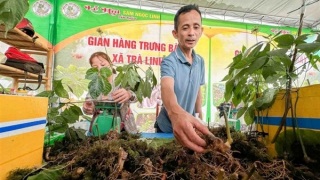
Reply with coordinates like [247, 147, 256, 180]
[155, 4, 211, 153]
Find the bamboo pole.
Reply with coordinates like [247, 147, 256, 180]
[46, 48, 53, 90]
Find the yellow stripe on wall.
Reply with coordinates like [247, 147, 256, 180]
[260, 84, 320, 118]
[0, 148, 43, 180]
[0, 95, 48, 122]
[0, 129, 45, 165]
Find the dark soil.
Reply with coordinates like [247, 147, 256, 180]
[8, 127, 320, 180]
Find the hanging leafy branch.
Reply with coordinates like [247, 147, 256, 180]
[0, 0, 29, 35]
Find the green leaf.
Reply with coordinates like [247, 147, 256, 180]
[100, 78, 112, 95]
[262, 66, 277, 80]
[236, 106, 248, 119]
[53, 80, 69, 98]
[136, 81, 144, 102]
[248, 44, 264, 57]
[265, 74, 282, 84]
[61, 78, 89, 98]
[297, 42, 320, 54]
[47, 107, 59, 121]
[272, 31, 282, 38]
[255, 89, 278, 109]
[232, 94, 242, 107]
[289, 72, 298, 80]
[54, 65, 67, 76]
[49, 96, 59, 104]
[54, 116, 65, 124]
[228, 67, 235, 75]
[81, 115, 92, 121]
[28, 165, 64, 180]
[121, 76, 128, 88]
[130, 69, 140, 88]
[242, 42, 263, 58]
[152, 74, 157, 87]
[74, 128, 87, 140]
[65, 127, 78, 141]
[100, 67, 112, 79]
[66, 85, 74, 94]
[244, 105, 255, 125]
[259, 96, 276, 111]
[116, 66, 123, 72]
[267, 48, 288, 57]
[143, 81, 152, 98]
[61, 105, 83, 123]
[241, 87, 250, 102]
[279, 56, 292, 68]
[257, 43, 270, 57]
[224, 80, 234, 102]
[88, 76, 108, 99]
[254, 97, 264, 108]
[221, 74, 231, 81]
[294, 34, 309, 44]
[231, 53, 242, 65]
[246, 56, 268, 74]
[242, 45, 246, 53]
[114, 72, 124, 86]
[274, 34, 294, 48]
[0, 0, 29, 35]
[68, 64, 77, 73]
[49, 124, 68, 133]
[268, 59, 286, 71]
[232, 56, 256, 69]
[122, 64, 129, 72]
[309, 55, 320, 71]
[146, 68, 153, 81]
[36, 90, 54, 97]
[232, 68, 248, 81]
[85, 68, 99, 80]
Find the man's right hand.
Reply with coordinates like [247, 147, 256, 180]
[83, 101, 94, 115]
[170, 111, 210, 153]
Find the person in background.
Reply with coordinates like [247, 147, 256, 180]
[83, 51, 138, 133]
[154, 4, 211, 153]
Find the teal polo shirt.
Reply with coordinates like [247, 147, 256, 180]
[156, 46, 205, 132]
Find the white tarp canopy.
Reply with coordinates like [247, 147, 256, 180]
[91, 0, 320, 29]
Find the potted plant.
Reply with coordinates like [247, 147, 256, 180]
[223, 8, 320, 162]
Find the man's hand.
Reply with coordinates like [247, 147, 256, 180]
[170, 111, 210, 153]
[112, 89, 131, 103]
[83, 101, 94, 115]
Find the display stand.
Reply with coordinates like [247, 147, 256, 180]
[0, 24, 53, 90]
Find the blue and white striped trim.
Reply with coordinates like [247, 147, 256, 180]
[0, 117, 47, 139]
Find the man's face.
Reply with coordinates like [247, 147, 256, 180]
[172, 10, 203, 51]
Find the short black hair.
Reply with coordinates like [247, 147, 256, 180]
[174, 4, 202, 31]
